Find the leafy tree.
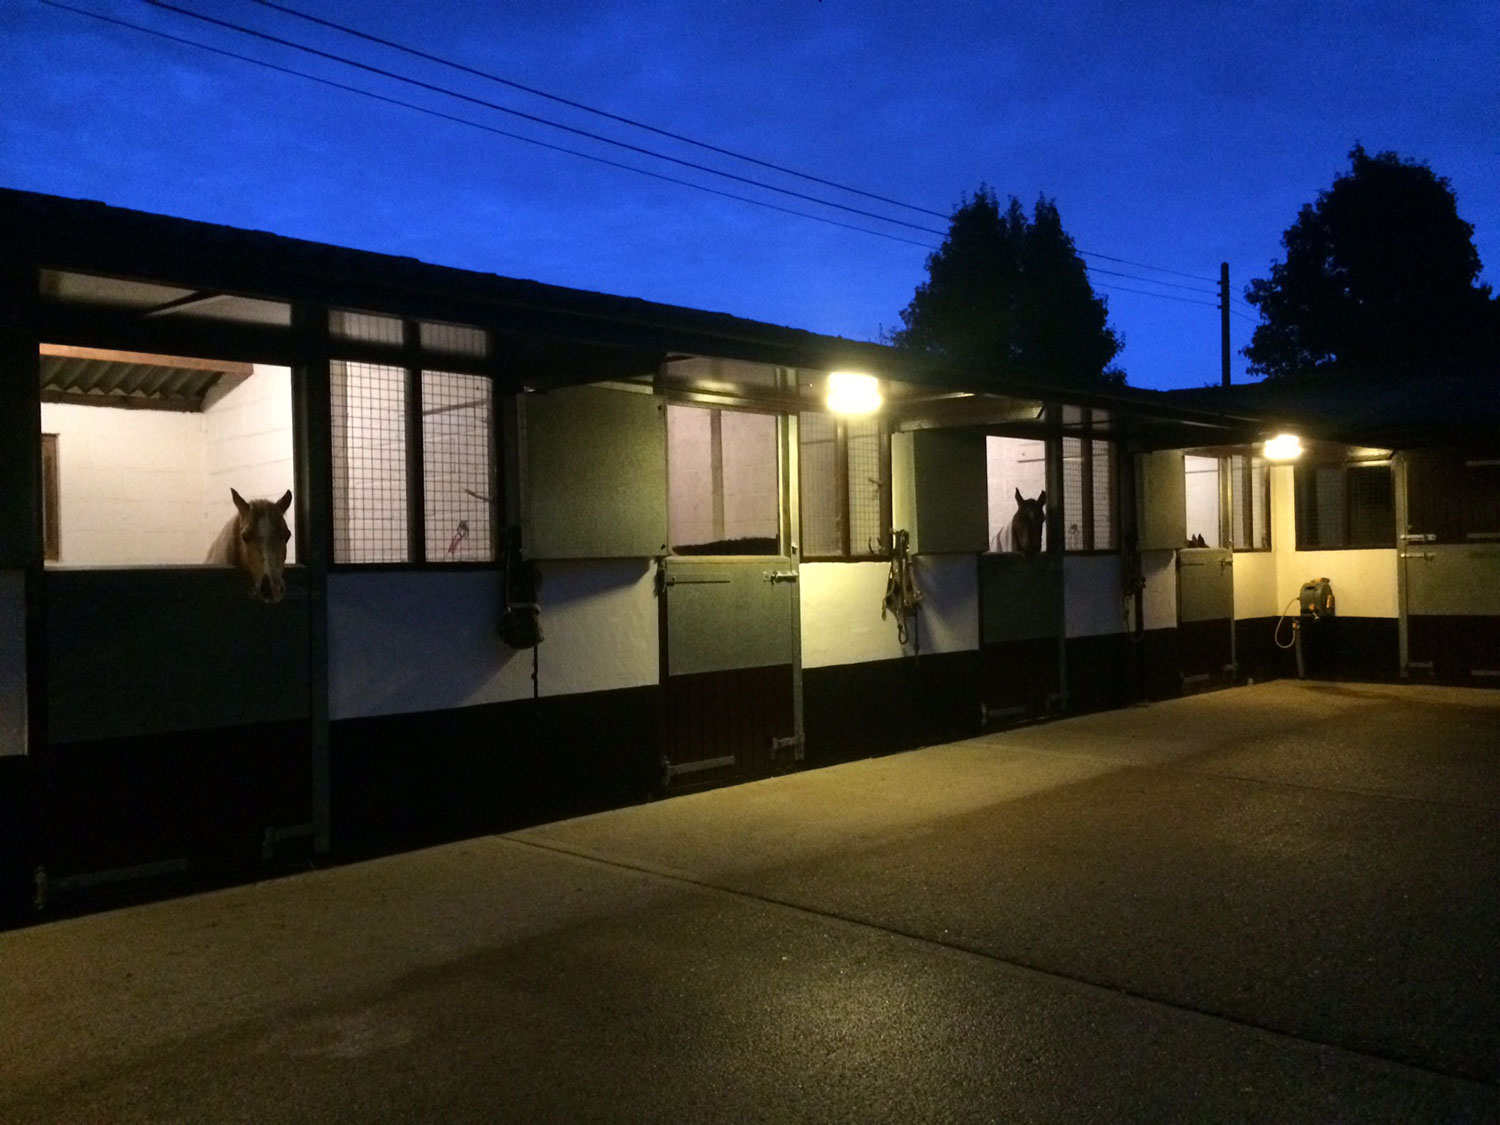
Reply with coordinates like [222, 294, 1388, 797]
[1245, 145, 1499, 380]
[890, 187, 1124, 388]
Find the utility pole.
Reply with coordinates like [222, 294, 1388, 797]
[1220, 262, 1231, 387]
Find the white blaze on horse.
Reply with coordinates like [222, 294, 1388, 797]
[1009, 488, 1046, 557]
[207, 489, 293, 603]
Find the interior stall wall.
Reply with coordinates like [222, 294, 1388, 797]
[203, 365, 297, 562]
[40, 365, 295, 567]
[986, 436, 1048, 551]
[0, 570, 24, 755]
[1269, 465, 1398, 618]
[41, 401, 208, 565]
[800, 556, 978, 668]
[327, 560, 657, 720]
[1184, 455, 1221, 546]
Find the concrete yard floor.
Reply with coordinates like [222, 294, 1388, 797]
[2, 680, 1497, 1122]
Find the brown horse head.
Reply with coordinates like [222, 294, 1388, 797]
[231, 488, 292, 603]
[1011, 488, 1046, 557]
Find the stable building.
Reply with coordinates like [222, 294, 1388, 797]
[0, 188, 1494, 921]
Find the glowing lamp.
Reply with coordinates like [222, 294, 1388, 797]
[1264, 433, 1303, 461]
[826, 371, 882, 415]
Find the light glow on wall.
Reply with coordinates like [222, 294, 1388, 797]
[1264, 433, 1303, 461]
[825, 371, 882, 415]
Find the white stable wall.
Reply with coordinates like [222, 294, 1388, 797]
[800, 555, 979, 668]
[41, 401, 208, 565]
[1268, 464, 1398, 618]
[203, 365, 297, 563]
[327, 560, 658, 720]
[1232, 550, 1279, 620]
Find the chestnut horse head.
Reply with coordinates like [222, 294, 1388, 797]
[208, 489, 292, 603]
[1010, 488, 1046, 557]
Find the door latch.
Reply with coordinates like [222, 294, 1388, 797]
[764, 570, 798, 584]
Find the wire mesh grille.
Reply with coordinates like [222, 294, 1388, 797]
[1346, 464, 1394, 546]
[1091, 440, 1117, 550]
[1062, 437, 1085, 550]
[845, 417, 885, 556]
[331, 361, 408, 563]
[798, 412, 840, 557]
[422, 371, 493, 563]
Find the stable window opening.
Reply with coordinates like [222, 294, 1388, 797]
[330, 360, 495, 565]
[987, 435, 1049, 552]
[667, 403, 780, 555]
[1183, 454, 1222, 548]
[1294, 462, 1395, 549]
[1063, 436, 1118, 552]
[799, 412, 889, 559]
[37, 344, 296, 567]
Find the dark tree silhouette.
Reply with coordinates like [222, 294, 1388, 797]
[1245, 145, 1499, 381]
[890, 187, 1124, 388]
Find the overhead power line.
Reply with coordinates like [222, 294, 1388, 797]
[42, 0, 1234, 304]
[38, 0, 942, 250]
[247, 0, 952, 224]
[139, 0, 952, 239]
[250, 0, 1223, 286]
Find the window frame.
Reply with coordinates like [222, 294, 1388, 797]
[1229, 454, 1272, 552]
[328, 314, 497, 570]
[797, 411, 892, 562]
[1292, 460, 1396, 551]
[1062, 433, 1118, 555]
[41, 432, 60, 562]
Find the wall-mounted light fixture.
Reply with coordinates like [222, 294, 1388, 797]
[1263, 433, 1303, 461]
[825, 371, 881, 415]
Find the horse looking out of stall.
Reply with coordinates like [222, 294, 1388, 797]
[1010, 488, 1046, 558]
[207, 489, 292, 604]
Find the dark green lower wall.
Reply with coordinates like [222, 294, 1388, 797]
[1236, 615, 1400, 683]
[329, 685, 661, 858]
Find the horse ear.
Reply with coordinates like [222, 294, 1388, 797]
[231, 488, 250, 515]
[275, 490, 293, 514]
[1014, 488, 1023, 505]
[1036, 490, 1046, 506]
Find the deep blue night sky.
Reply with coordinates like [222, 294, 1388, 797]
[2, 0, 1495, 389]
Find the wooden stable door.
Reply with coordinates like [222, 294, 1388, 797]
[658, 556, 799, 790]
[1177, 547, 1234, 688]
[1399, 450, 1500, 681]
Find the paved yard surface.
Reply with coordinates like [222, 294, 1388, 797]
[2, 680, 1497, 1122]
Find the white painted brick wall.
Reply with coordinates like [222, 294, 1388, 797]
[41, 401, 208, 564]
[203, 365, 297, 562]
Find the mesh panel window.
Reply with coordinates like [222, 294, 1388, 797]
[1063, 437, 1085, 551]
[422, 371, 493, 563]
[846, 417, 886, 556]
[1294, 463, 1393, 549]
[1346, 465, 1394, 547]
[797, 412, 887, 558]
[331, 361, 408, 563]
[1060, 437, 1115, 551]
[798, 412, 840, 557]
[1091, 440, 1117, 550]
